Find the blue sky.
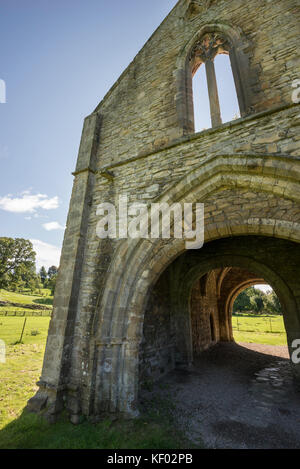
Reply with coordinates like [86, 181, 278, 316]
[0, 0, 254, 282]
[0, 0, 179, 269]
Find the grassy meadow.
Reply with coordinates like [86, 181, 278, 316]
[0, 288, 188, 449]
[232, 313, 287, 345]
[0, 289, 288, 448]
[0, 288, 53, 317]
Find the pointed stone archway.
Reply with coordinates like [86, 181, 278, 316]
[26, 0, 300, 422]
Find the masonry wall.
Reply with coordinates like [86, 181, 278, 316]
[191, 272, 220, 354]
[93, 0, 299, 168]
[29, 0, 300, 420]
[139, 273, 176, 386]
[139, 269, 221, 385]
[66, 106, 300, 417]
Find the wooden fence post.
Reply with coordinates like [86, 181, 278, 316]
[19, 318, 27, 343]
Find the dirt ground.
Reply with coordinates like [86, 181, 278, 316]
[238, 342, 290, 359]
[140, 342, 300, 449]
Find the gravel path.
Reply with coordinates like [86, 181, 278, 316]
[238, 342, 289, 359]
[141, 343, 300, 449]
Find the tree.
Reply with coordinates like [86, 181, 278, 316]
[271, 291, 282, 314]
[34, 274, 43, 294]
[27, 276, 37, 294]
[234, 285, 282, 315]
[10, 277, 25, 293]
[264, 291, 282, 314]
[39, 266, 47, 285]
[0, 237, 36, 289]
[47, 265, 58, 279]
[251, 294, 264, 313]
[47, 274, 57, 296]
[234, 289, 252, 312]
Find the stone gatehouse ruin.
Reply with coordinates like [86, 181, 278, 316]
[28, 0, 300, 423]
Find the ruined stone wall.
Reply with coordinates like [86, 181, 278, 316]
[29, 0, 300, 420]
[139, 268, 221, 385]
[139, 274, 176, 386]
[191, 273, 219, 354]
[93, 104, 299, 207]
[94, 0, 299, 168]
[68, 127, 300, 416]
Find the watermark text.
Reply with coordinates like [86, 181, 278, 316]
[292, 79, 300, 118]
[0, 79, 6, 103]
[292, 339, 300, 364]
[0, 339, 6, 364]
[96, 196, 204, 249]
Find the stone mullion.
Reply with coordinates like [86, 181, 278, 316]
[205, 59, 222, 128]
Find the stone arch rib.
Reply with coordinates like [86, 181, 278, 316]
[91, 153, 300, 415]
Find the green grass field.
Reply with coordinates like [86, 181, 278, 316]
[0, 289, 52, 304]
[0, 339, 187, 449]
[0, 317, 51, 344]
[0, 289, 288, 448]
[0, 290, 188, 449]
[232, 313, 287, 345]
[0, 289, 53, 316]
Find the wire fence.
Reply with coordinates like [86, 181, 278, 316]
[232, 315, 285, 334]
[0, 315, 51, 345]
[0, 310, 52, 317]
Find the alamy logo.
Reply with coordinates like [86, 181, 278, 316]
[0, 79, 6, 103]
[292, 339, 300, 365]
[96, 195, 204, 250]
[292, 79, 300, 118]
[0, 340, 5, 364]
[292, 79, 300, 104]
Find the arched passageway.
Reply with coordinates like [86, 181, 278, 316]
[139, 236, 300, 388]
[139, 235, 300, 448]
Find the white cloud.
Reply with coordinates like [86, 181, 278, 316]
[0, 191, 59, 213]
[255, 284, 273, 293]
[42, 221, 65, 231]
[30, 239, 61, 271]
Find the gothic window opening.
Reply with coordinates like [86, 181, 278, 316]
[193, 61, 210, 132]
[191, 32, 241, 132]
[214, 54, 240, 123]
